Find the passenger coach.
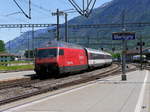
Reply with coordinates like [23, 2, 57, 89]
[85, 48, 112, 69]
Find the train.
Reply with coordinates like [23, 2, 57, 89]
[132, 55, 147, 63]
[34, 41, 112, 77]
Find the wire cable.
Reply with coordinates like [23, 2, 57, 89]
[13, 0, 31, 19]
[22, 0, 50, 13]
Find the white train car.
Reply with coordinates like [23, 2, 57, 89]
[133, 55, 146, 63]
[104, 52, 113, 65]
[85, 48, 112, 68]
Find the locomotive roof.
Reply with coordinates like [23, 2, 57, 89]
[44, 40, 84, 49]
[85, 48, 112, 56]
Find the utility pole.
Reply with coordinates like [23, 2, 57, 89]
[52, 9, 60, 41]
[56, 9, 60, 41]
[140, 37, 143, 70]
[8, 41, 11, 54]
[32, 25, 34, 58]
[52, 9, 64, 41]
[28, 31, 30, 59]
[65, 13, 68, 42]
[32, 25, 34, 50]
[52, 9, 68, 42]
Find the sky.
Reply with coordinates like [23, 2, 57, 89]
[0, 0, 111, 42]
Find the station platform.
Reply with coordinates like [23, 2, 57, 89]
[0, 71, 35, 82]
[1, 70, 149, 112]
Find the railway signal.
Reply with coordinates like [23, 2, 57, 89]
[137, 42, 145, 46]
[137, 41, 145, 70]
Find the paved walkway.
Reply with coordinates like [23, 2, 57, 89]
[1, 70, 150, 112]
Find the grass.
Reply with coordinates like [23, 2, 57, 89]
[0, 61, 33, 65]
[0, 65, 34, 71]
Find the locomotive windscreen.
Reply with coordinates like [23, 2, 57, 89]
[36, 48, 57, 58]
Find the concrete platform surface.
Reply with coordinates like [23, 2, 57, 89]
[0, 71, 35, 81]
[1, 70, 150, 112]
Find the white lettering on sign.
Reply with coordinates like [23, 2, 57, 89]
[112, 32, 135, 40]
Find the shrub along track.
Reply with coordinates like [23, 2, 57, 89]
[0, 64, 136, 105]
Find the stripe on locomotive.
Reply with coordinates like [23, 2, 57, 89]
[59, 64, 88, 73]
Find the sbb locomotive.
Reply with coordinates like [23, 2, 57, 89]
[34, 41, 112, 77]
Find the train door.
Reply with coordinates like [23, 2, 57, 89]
[65, 49, 75, 73]
[58, 48, 65, 74]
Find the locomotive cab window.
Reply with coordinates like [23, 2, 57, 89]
[36, 48, 57, 58]
[59, 49, 64, 55]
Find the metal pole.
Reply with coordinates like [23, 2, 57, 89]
[122, 39, 127, 80]
[32, 25, 34, 58]
[28, 31, 30, 59]
[65, 13, 68, 42]
[140, 35, 143, 70]
[87, 0, 89, 10]
[8, 41, 10, 53]
[121, 10, 127, 81]
[57, 9, 60, 41]
[83, 0, 85, 13]
[29, 0, 31, 19]
[32, 25, 34, 50]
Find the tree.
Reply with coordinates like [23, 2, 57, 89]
[0, 40, 5, 53]
[112, 53, 121, 59]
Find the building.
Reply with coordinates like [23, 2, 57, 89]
[0, 53, 15, 62]
[126, 47, 150, 62]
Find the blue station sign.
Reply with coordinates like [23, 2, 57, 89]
[112, 32, 135, 40]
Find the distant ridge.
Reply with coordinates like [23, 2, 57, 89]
[6, 0, 150, 54]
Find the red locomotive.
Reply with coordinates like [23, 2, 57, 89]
[34, 41, 112, 77]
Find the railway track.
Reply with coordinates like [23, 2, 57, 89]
[0, 64, 136, 106]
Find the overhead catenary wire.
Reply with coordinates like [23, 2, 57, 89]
[68, 0, 97, 17]
[11, 0, 77, 23]
[4, 12, 22, 17]
[21, 0, 52, 19]
[0, 14, 30, 23]
[68, 0, 83, 16]
[13, 0, 31, 19]
[85, 0, 97, 17]
[22, 0, 51, 13]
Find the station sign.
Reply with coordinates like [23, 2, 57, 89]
[112, 32, 135, 40]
